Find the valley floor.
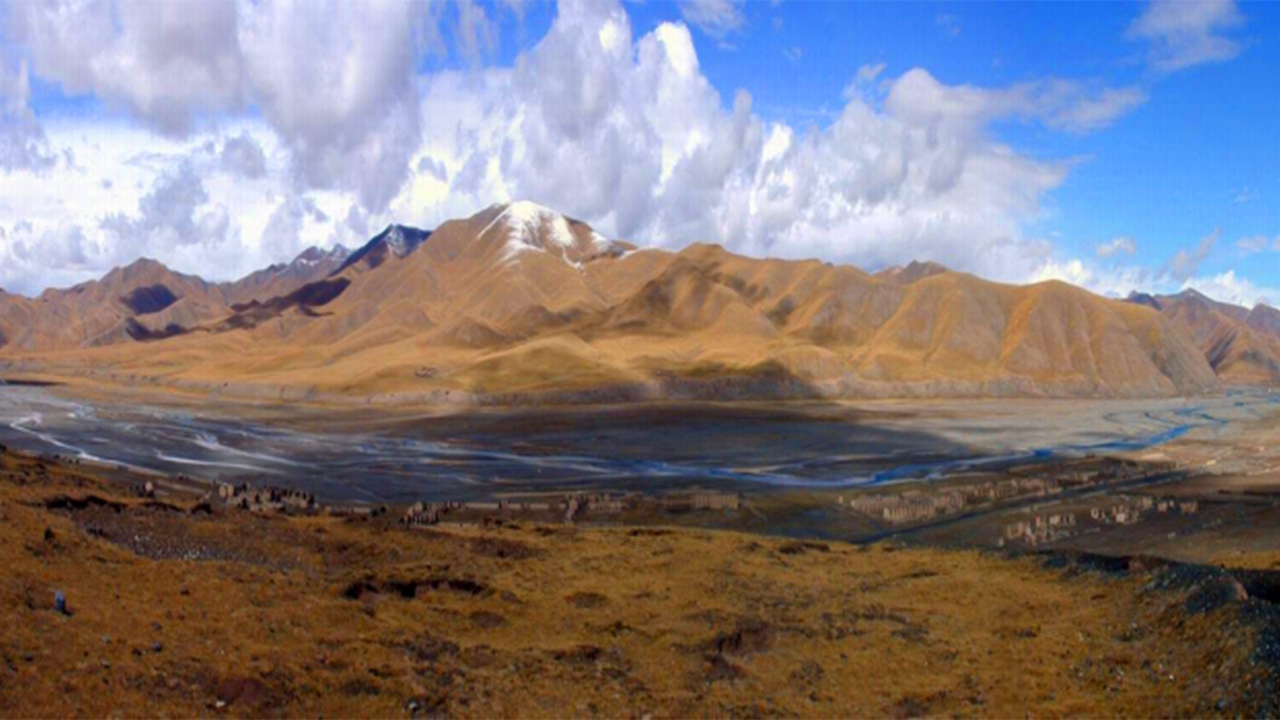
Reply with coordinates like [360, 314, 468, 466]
[1, 449, 1278, 718]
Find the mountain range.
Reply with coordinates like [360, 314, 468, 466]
[2, 201, 1274, 404]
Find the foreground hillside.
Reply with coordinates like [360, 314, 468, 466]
[0, 203, 1221, 403]
[1, 450, 1276, 717]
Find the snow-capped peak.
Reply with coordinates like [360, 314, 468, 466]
[383, 225, 421, 257]
[480, 201, 612, 268]
[274, 245, 351, 275]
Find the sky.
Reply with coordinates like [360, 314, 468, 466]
[0, 0, 1277, 307]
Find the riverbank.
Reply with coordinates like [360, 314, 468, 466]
[0, 383, 1268, 505]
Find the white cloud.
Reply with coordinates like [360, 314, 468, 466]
[885, 70, 1146, 134]
[11, 0, 245, 135]
[677, 0, 745, 39]
[219, 131, 266, 179]
[408, 5, 1155, 283]
[11, 0, 429, 213]
[0, 58, 58, 173]
[1236, 234, 1279, 255]
[258, 194, 330, 261]
[452, 0, 498, 63]
[935, 14, 961, 38]
[237, 1, 425, 213]
[844, 62, 887, 98]
[1165, 228, 1219, 281]
[1096, 236, 1137, 258]
[0, 119, 309, 294]
[1128, 0, 1245, 72]
[1183, 270, 1279, 308]
[1030, 257, 1154, 299]
[99, 160, 234, 260]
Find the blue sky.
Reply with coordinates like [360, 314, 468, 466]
[0, 0, 1277, 306]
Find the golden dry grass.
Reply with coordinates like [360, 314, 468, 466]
[1, 214, 1220, 403]
[0, 450, 1268, 718]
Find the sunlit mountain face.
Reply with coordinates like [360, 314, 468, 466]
[0, 201, 1229, 401]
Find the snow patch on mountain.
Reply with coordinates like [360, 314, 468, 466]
[481, 201, 613, 269]
[281, 245, 350, 273]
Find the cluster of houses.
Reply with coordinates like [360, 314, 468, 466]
[997, 494, 1202, 547]
[999, 512, 1078, 547]
[398, 490, 742, 528]
[1090, 495, 1199, 525]
[215, 482, 317, 513]
[400, 498, 562, 527]
[205, 478, 744, 528]
[839, 477, 1063, 525]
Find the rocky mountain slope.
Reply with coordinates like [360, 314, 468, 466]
[0, 246, 349, 353]
[223, 245, 350, 306]
[0, 202, 1227, 402]
[1127, 289, 1280, 386]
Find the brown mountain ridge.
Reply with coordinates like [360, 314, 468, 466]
[0, 202, 1242, 403]
[1125, 289, 1280, 386]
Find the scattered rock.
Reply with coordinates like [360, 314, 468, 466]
[214, 677, 274, 709]
[404, 632, 460, 663]
[565, 591, 609, 609]
[704, 653, 746, 683]
[778, 541, 829, 555]
[470, 536, 538, 560]
[470, 611, 507, 630]
[708, 621, 775, 657]
[790, 660, 825, 687]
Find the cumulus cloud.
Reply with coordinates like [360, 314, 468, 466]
[99, 161, 232, 262]
[220, 131, 267, 179]
[1031, 257, 1155, 300]
[0, 221, 108, 294]
[12, 0, 426, 213]
[0, 58, 58, 173]
[416, 4, 1156, 282]
[1165, 228, 1219, 281]
[416, 155, 449, 183]
[11, 0, 245, 135]
[1183, 270, 1279, 308]
[238, 1, 424, 213]
[259, 194, 330, 261]
[1097, 236, 1137, 258]
[1127, 0, 1245, 72]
